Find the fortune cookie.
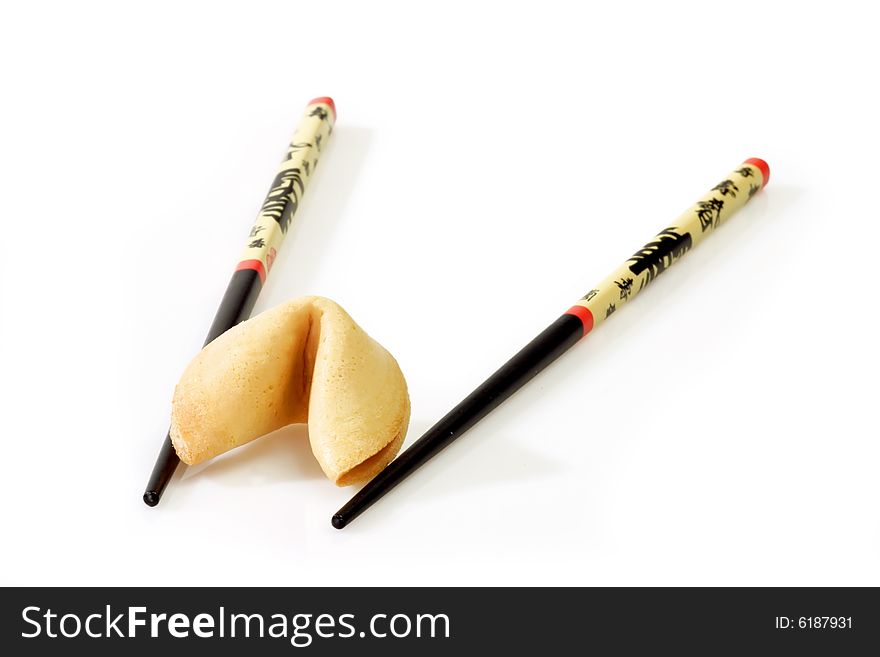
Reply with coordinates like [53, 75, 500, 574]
[170, 296, 409, 485]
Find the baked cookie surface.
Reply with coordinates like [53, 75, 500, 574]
[170, 296, 409, 485]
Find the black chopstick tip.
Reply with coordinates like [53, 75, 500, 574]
[331, 513, 347, 530]
[143, 491, 160, 507]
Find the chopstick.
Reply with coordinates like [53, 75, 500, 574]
[143, 97, 337, 506]
[332, 158, 770, 528]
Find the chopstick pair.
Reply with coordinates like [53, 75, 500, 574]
[143, 97, 337, 506]
[141, 105, 768, 526]
[332, 158, 770, 528]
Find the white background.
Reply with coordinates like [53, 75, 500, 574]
[2, 1, 878, 586]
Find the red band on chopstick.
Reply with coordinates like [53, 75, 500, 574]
[744, 157, 770, 188]
[565, 306, 594, 336]
[235, 259, 266, 283]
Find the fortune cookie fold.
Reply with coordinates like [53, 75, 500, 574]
[170, 296, 409, 485]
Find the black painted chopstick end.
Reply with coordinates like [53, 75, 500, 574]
[143, 432, 182, 508]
